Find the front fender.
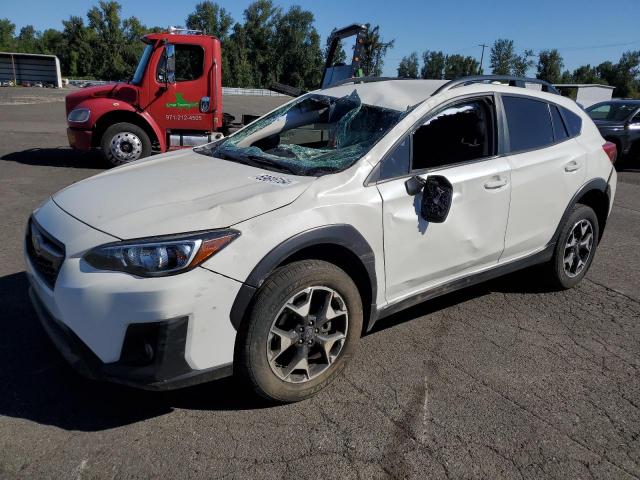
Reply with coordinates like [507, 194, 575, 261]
[72, 98, 167, 151]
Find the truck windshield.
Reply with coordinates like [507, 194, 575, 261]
[131, 44, 153, 85]
[196, 92, 409, 176]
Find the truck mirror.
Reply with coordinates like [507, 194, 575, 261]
[164, 44, 176, 84]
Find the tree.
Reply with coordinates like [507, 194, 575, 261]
[225, 23, 254, 87]
[272, 5, 323, 89]
[61, 15, 95, 77]
[511, 49, 534, 77]
[40, 29, 64, 55]
[16, 25, 40, 53]
[186, 1, 233, 39]
[397, 52, 419, 78]
[0, 18, 15, 50]
[243, 0, 281, 88]
[444, 54, 479, 79]
[490, 39, 514, 75]
[536, 49, 563, 84]
[572, 65, 600, 84]
[360, 24, 394, 77]
[421, 50, 446, 79]
[324, 38, 346, 66]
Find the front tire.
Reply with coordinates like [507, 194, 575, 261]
[100, 122, 151, 167]
[548, 204, 599, 289]
[237, 260, 363, 403]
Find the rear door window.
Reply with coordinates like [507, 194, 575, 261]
[503, 96, 554, 153]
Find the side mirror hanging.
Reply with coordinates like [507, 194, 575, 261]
[404, 175, 453, 223]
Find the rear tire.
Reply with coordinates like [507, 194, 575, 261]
[100, 122, 151, 167]
[237, 260, 363, 403]
[547, 204, 599, 289]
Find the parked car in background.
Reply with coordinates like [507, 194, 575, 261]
[586, 100, 640, 163]
[26, 76, 617, 402]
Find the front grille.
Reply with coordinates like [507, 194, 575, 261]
[26, 218, 65, 288]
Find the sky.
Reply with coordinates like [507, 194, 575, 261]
[2, 0, 640, 77]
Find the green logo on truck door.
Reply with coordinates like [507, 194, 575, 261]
[166, 93, 198, 110]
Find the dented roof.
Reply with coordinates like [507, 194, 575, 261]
[320, 79, 449, 111]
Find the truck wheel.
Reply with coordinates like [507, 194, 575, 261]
[547, 204, 599, 290]
[101, 122, 151, 167]
[237, 260, 363, 403]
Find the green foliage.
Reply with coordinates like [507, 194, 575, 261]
[397, 52, 419, 78]
[536, 49, 563, 84]
[360, 24, 394, 77]
[0, 18, 16, 50]
[490, 39, 514, 75]
[421, 51, 446, 79]
[186, 1, 233, 39]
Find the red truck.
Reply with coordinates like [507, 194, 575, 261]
[65, 25, 367, 167]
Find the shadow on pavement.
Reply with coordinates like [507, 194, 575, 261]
[0, 265, 558, 431]
[369, 266, 559, 335]
[0, 271, 269, 433]
[1, 147, 105, 169]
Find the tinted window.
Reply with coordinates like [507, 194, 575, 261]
[550, 104, 569, 142]
[586, 102, 639, 122]
[157, 44, 204, 82]
[412, 100, 493, 170]
[503, 96, 554, 152]
[562, 107, 582, 137]
[379, 136, 410, 180]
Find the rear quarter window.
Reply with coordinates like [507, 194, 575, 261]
[503, 96, 554, 153]
[561, 107, 582, 137]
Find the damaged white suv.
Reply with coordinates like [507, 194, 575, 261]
[26, 76, 617, 402]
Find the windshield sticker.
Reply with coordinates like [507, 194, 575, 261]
[166, 93, 198, 110]
[252, 174, 297, 186]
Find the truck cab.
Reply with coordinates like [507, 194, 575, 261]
[65, 24, 368, 167]
[66, 28, 223, 166]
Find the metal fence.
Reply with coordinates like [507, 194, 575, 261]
[222, 87, 288, 96]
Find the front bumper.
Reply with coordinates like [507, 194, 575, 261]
[67, 127, 92, 151]
[25, 199, 242, 390]
[29, 287, 232, 390]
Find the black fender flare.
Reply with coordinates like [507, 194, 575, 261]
[229, 224, 378, 331]
[549, 176, 610, 248]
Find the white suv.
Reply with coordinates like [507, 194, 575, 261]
[25, 76, 617, 402]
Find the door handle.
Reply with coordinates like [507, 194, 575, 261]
[484, 177, 508, 190]
[565, 160, 580, 172]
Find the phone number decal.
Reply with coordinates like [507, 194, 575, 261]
[165, 114, 204, 121]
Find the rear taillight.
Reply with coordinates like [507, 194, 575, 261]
[603, 141, 617, 164]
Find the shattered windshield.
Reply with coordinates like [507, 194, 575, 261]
[196, 91, 409, 176]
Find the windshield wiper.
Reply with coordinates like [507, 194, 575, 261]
[213, 148, 299, 175]
[243, 155, 299, 175]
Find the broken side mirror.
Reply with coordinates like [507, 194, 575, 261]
[405, 175, 453, 223]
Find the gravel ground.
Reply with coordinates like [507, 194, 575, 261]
[0, 91, 639, 479]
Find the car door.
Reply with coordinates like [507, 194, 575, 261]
[146, 42, 214, 134]
[499, 95, 587, 262]
[375, 96, 512, 302]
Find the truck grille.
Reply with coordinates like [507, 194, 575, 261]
[26, 218, 65, 289]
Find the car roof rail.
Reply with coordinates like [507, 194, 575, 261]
[434, 75, 560, 95]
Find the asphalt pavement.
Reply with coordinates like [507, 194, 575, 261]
[0, 88, 639, 479]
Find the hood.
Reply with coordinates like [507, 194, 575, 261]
[53, 149, 315, 239]
[66, 83, 139, 112]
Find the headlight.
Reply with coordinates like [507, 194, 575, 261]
[84, 230, 239, 277]
[67, 108, 90, 123]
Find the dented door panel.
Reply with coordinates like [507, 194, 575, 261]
[377, 158, 511, 303]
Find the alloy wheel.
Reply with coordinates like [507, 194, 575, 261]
[266, 286, 349, 384]
[563, 219, 594, 278]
